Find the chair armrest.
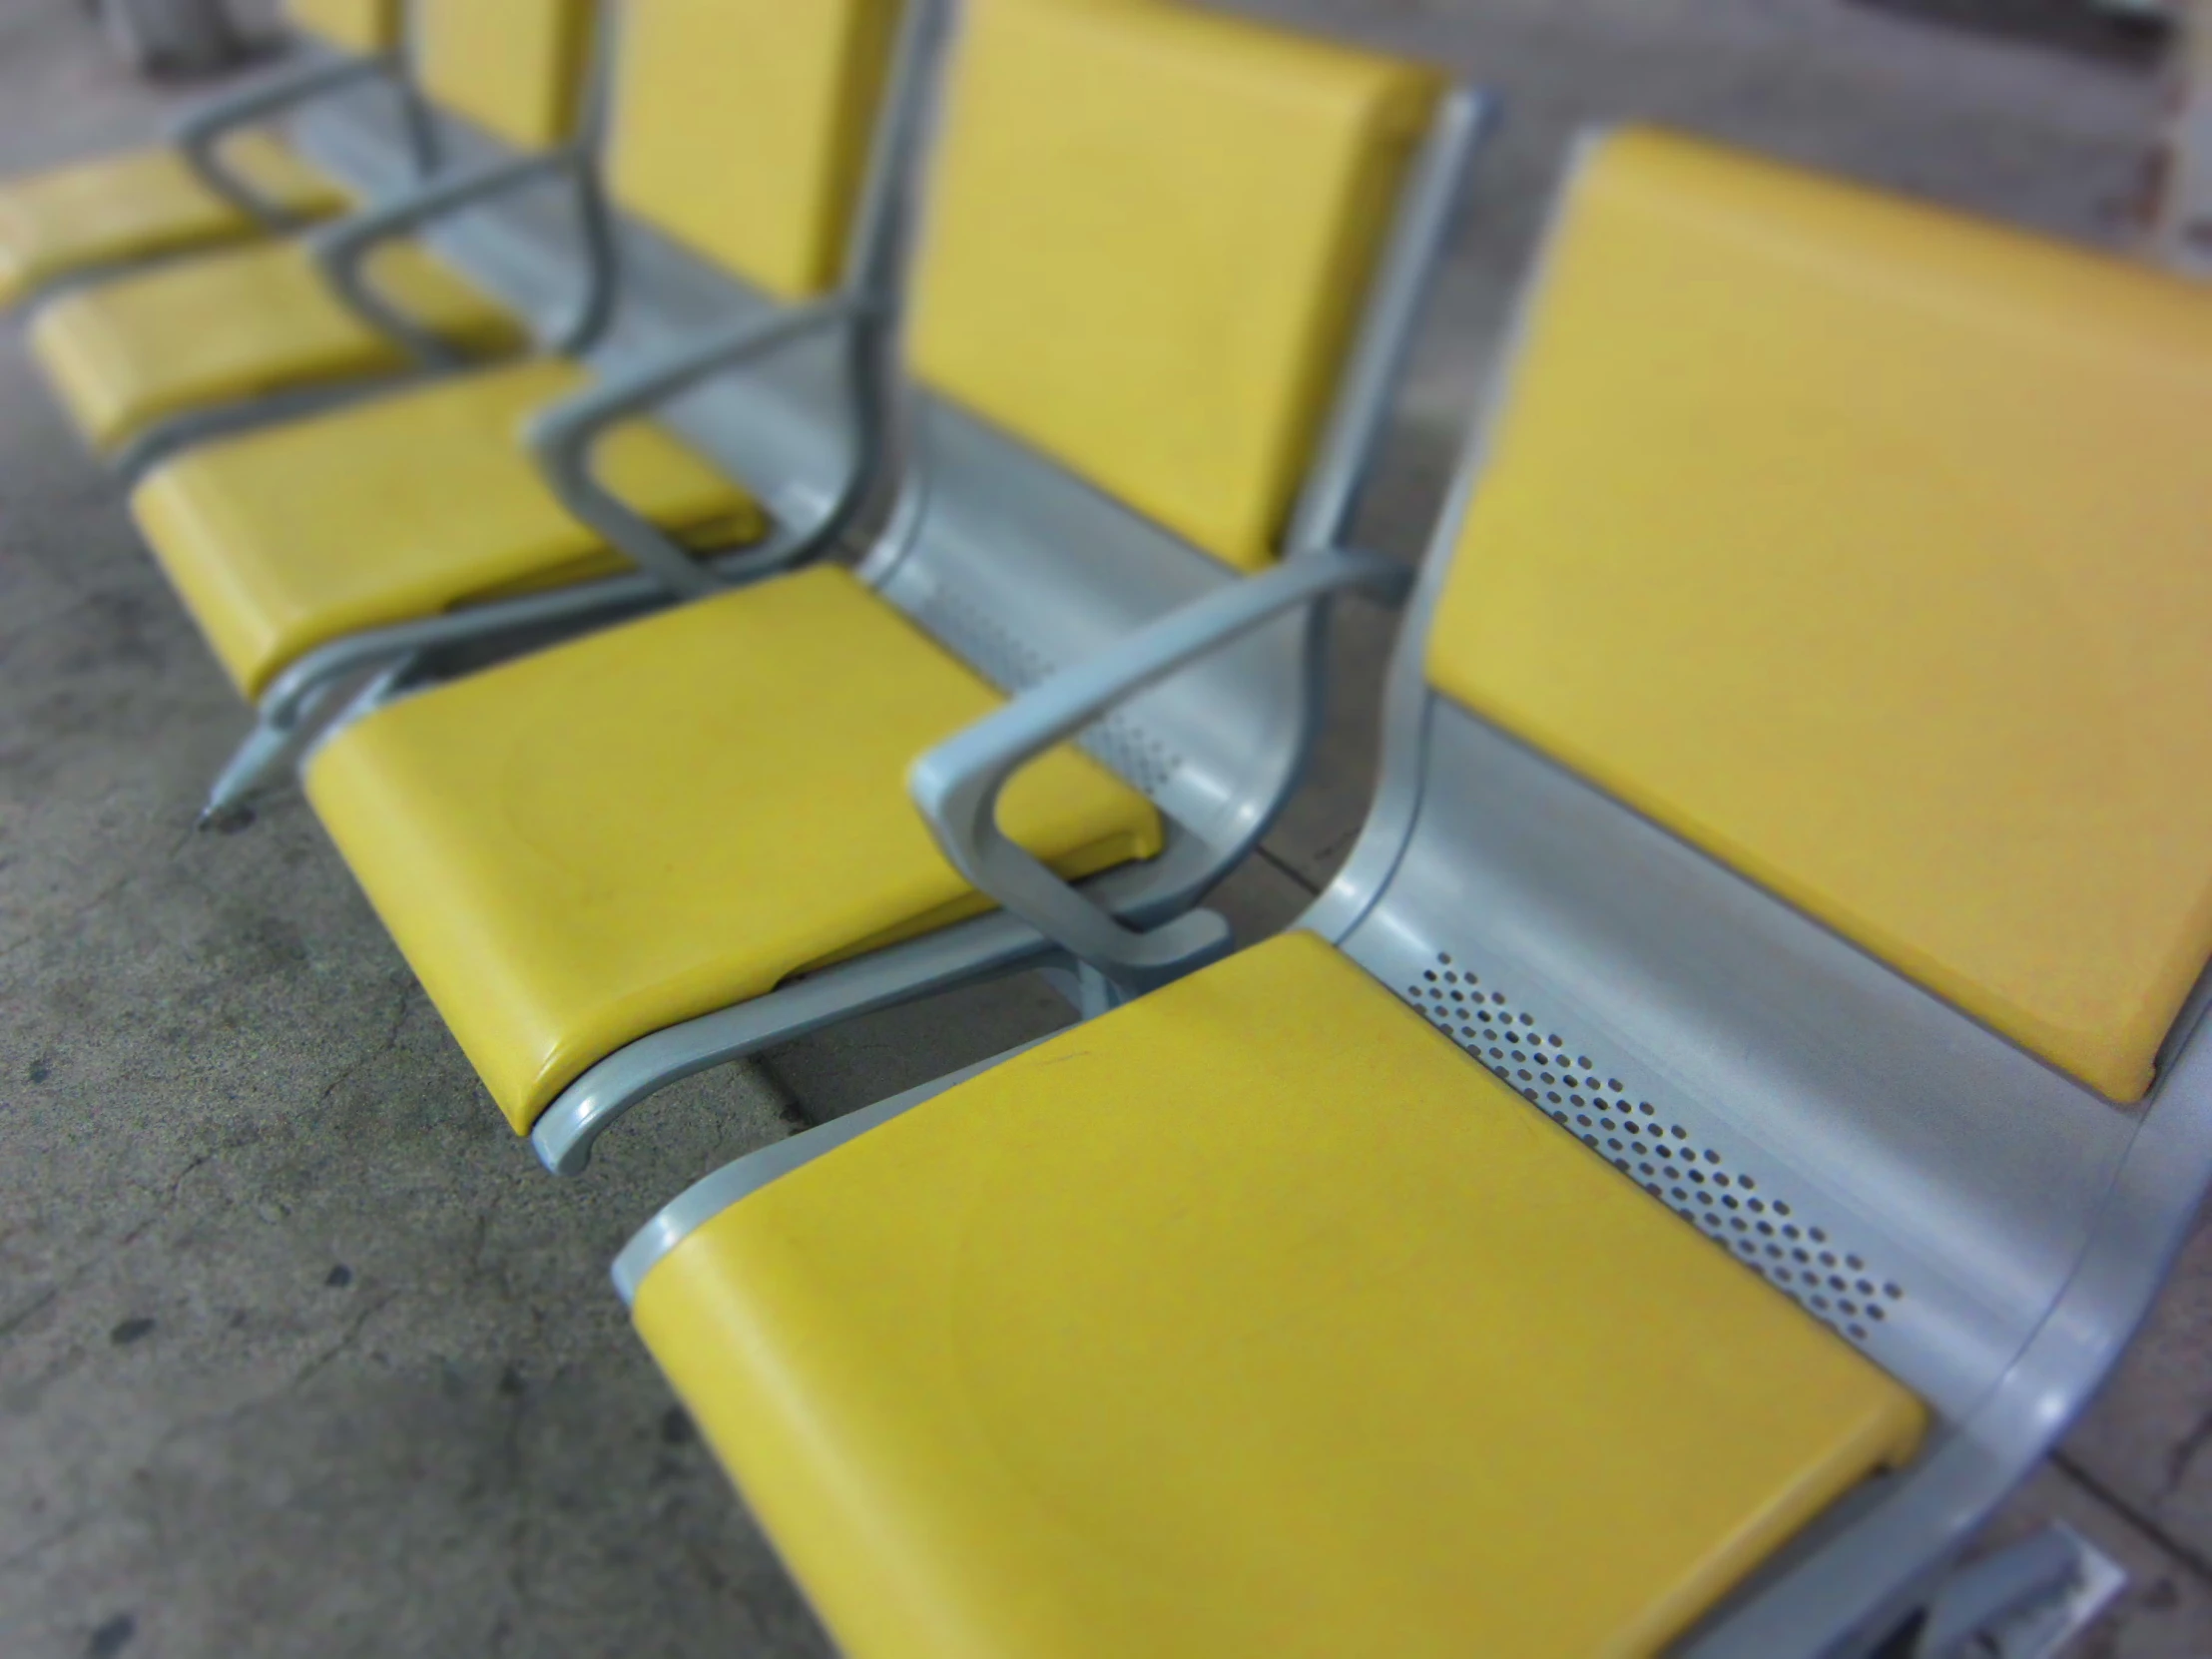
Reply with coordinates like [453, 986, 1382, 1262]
[307, 148, 577, 365]
[526, 298, 869, 598]
[909, 548, 1414, 992]
[173, 52, 392, 229]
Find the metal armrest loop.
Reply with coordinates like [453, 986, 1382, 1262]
[307, 148, 579, 365]
[525, 298, 874, 599]
[910, 547, 1413, 993]
[173, 51, 394, 228]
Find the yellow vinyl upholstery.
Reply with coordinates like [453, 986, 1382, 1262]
[0, 133, 350, 310]
[1428, 129, 2212, 1104]
[411, 0, 599, 153]
[605, 0, 901, 300]
[132, 359, 764, 699]
[29, 238, 522, 452]
[284, 0, 401, 53]
[909, 0, 1440, 571]
[306, 566, 1162, 1130]
[635, 931, 1926, 1659]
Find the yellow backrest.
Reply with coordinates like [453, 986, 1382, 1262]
[1427, 128, 2212, 1105]
[909, 0, 1442, 572]
[604, 0, 902, 301]
[284, 0, 401, 53]
[411, 0, 599, 153]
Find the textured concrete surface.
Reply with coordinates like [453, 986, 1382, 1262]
[0, 0, 2208, 1654]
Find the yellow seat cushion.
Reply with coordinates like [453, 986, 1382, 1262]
[603, 0, 901, 301]
[30, 237, 523, 452]
[909, 0, 1441, 572]
[635, 930, 1926, 1659]
[411, 0, 599, 154]
[0, 133, 350, 309]
[1430, 129, 2212, 1104]
[306, 565, 1162, 1130]
[132, 358, 766, 700]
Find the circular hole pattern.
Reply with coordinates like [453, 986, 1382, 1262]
[1403, 948, 1907, 1347]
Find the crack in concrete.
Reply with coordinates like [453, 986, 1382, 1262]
[0, 1285, 58, 1343]
[282, 1291, 400, 1397]
[0, 1514, 87, 1580]
[312, 976, 417, 1114]
[0, 866, 141, 968]
[2162, 1401, 2212, 1502]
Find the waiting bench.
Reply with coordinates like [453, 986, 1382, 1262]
[0, 0, 415, 311]
[126, 0, 924, 823]
[616, 127, 2212, 1656]
[27, 0, 603, 472]
[297, 0, 1485, 1183]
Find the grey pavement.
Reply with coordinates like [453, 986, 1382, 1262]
[1, 1, 2208, 1655]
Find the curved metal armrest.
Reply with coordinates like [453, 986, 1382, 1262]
[174, 52, 393, 229]
[910, 548, 1414, 993]
[308, 148, 577, 365]
[526, 297, 868, 599]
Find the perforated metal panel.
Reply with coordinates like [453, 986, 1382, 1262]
[1320, 697, 2140, 1423]
[1398, 944, 1911, 1351]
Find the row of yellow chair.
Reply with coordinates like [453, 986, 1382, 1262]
[10, 0, 2212, 1653]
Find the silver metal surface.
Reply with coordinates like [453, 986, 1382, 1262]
[1913, 1525, 2117, 1659]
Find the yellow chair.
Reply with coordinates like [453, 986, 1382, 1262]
[131, 0, 923, 825]
[304, 0, 1485, 1172]
[0, 0, 406, 311]
[28, 0, 601, 468]
[617, 130, 2212, 1656]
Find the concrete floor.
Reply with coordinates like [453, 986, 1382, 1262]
[1, 0, 2210, 1654]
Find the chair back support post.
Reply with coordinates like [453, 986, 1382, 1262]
[543, 8, 621, 356]
[838, 0, 957, 317]
[1284, 85, 1492, 563]
[783, 0, 958, 569]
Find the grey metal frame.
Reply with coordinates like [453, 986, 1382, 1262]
[615, 128, 2203, 1656]
[101, 0, 622, 482]
[190, 0, 951, 823]
[521, 80, 1493, 1177]
[174, 44, 412, 230]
